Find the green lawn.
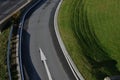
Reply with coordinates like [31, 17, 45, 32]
[58, 0, 120, 80]
[0, 28, 10, 80]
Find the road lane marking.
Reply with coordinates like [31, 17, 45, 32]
[39, 48, 53, 80]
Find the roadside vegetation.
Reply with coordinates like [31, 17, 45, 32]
[0, 28, 10, 80]
[0, 11, 20, 80]
[58, 0, 120, 80]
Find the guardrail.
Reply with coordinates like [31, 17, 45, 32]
[7, 26, 13, 80]
[54, 0, 85, 80]
[18, 0, 42, 80]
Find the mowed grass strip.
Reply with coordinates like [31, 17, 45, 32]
[58, 0, 120, 80]
[0, 28, 10, 80]
[87, 0, 120, 70]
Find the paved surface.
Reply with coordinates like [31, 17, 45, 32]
[0, 0, 27, 22]
[22, 0, 76, 80]
[54, 0, 85, 80]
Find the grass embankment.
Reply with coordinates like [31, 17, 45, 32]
[58, 0, 120, 80]
[0, 28, 10, 80]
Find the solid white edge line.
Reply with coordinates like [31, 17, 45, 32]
[54, 0, 85, 80]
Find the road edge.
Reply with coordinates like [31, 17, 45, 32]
[54, 0, 85, 80]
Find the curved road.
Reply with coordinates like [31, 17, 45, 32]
[22, 0, 76, 80]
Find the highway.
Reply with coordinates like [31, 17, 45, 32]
[0, 0, 27, 22]
[21, 0, 76, 80]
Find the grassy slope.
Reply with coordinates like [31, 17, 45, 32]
[0, 28, 10, 80]
[87, 0, 120, 69]
[58, 0, 120, 80]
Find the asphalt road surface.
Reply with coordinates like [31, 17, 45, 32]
[0, 0, 27, 21]
[22, 0, 76, 80]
